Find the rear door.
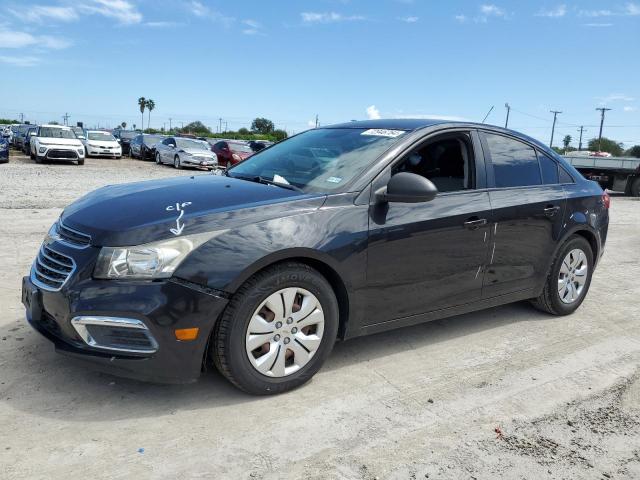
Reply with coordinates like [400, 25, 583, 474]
[479, 131, 567, 298]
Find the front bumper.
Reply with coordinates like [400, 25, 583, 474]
[182, 157, 218, 168]
[22, 271, 228, 384]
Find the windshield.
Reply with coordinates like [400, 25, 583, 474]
[176, 138, 209, 150]
[229, 142, 253, 153]
[87, 132, 116, 141]
[143, 135, 164, 144]
[228, 128, 407, 193]
[119, 131, 136, 139]
[39, 127, 76, 139]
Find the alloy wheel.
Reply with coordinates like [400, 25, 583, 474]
[245, 287, 325, 378]
[558, 248, 588, 304]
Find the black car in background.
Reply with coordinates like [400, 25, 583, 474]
[22, 119, 609, 395]
[129, 133, 166, 160]
[0, 137, 8, 163]
[22, 126, 38, 155]
[113, 130, 137, 154]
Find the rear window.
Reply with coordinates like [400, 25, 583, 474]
[538, 152, 559, 184]
[484, 133, 541, 188]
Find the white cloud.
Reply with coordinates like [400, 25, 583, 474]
[597, 93, 636, 103]
[399, 16, 419, 23]
[301, 12, 365, 24]
[242, 19, 263, 35]
[583, 22, 614, 27]
[454, 14, 468, 23]
[579, 9, 614, 17]
[188, 1, 234, 25]
[79, 0, 142, 25]
[12, 5, 79, 23]
[366, 105, 381, 120]
[535, 5, 567, 18]
[0, 29, 70, 49]
[626, 2, 640, 15]
[144, 21, 180, 28]
[455, 4, 509, 23]
[0, 55, 41, 67]
[624, 106, 637, 112]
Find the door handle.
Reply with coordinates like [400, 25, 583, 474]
[463, 217, 487, 230]
[543, 205, 561, 217]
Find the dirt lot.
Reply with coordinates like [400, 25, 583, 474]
[1, 150, 639, 479]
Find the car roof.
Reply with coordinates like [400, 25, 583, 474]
[41, 124, 70, 129]
[325, 118, 449, 131]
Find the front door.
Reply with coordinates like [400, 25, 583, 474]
[364, 131, 492, 326]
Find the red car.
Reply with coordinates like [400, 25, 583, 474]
[211, 140, 253, 167]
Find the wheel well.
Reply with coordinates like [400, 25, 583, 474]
[572, 229, 598, 259]
[251, 257, 350, 340]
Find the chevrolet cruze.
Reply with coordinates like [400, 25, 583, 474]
[22, 119, 609, 394]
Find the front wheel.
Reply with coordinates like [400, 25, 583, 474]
[530, 235, 594, 315]
[155, 152, 161, 165]
[77, 159, 85, 165]
[212, 262, 339, 395]
[174, 155, 181, 169]
[630, 177, 640, 197]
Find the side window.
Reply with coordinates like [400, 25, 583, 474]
[538, 151, 559, 184]
[392, 133, 475, 192]
[559, 165, 574, 184]
[484, 133, 541, 188]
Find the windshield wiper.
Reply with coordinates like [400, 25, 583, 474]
[229, 173, 304, 193]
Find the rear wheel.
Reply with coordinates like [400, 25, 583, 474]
[174, 155, 181, 169]
[212, 262, 339, 395]
[155, 152, 161, 165]
[530, 235, 594, 315]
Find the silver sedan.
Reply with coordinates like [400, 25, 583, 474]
[155, 137, 218, 170]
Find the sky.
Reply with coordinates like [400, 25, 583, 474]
[1, 0, 639, 148]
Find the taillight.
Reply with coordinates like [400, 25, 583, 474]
[602, 192, 610, 209]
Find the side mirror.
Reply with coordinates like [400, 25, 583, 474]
[375, 172, 438, 203]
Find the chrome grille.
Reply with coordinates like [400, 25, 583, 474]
[58, 222, 91, 247]
[32, 244, 75, 291]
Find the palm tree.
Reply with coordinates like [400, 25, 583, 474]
[138, 97, 146, 131]
[121, 121, 127, 129]
[146, 99, 155, 130]
[563, 135, 572, 154]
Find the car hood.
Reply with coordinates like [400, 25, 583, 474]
[86, 140, 120, 147]
[180, 148, 214, 157]
[61, 175, 324, 246]
[39, 138, 83, 147]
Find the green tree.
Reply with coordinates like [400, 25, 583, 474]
[0, 118, 20, 124]
[272, 129, 288, 141]
[562, 135, 572, 153]
[121, 121, 127, 129]
[138, 97, 146, 131]
[238, 127, 249, 135]
[625, 145, 640, 158]
[146, 99, 155, 129]
[182, 121, 210, 134]
[251, 117, 275, 134]
[587, 137, 623, 156]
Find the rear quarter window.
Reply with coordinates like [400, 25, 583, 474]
[538, 152, 559, 184]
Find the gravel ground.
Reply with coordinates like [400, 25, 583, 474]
[1, 149, 639, 479]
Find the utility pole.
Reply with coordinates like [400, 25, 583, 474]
[577, 126, 586, 151]
[315, 114, 319, 128]
[62, 112, 70, 126]
[219, 117, 223, 134]
[504, 103, 511, 128]
[595, 107, 611, 152]
[168, 118, 172, 132]
[549, 110, 562, 148]
[224, 121, 228, 132]
[19, 113, 24, 123]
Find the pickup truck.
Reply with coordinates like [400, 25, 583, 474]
[564, 155, 640, 196]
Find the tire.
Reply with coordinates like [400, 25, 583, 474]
[174, 155, 182, 169]
[212, 262, 339, 395]
[155, 152, 161, 165]
[30, 150, 35, 160]
[530, 235, 594, 316]
[35, 155, 43, 164]
[630, 177, 640, 197]
[77, 159, 84, 165]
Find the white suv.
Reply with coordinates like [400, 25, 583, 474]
[31, 125, 85, 165]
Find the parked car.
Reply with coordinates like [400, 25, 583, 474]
[13, 124, 31, 150]
[0, 137, 8, 163]
[31, 124, 85, 165]
[83, 130, 122, 158]
[154, 136, 218, 169]
[129, 134, 166, 160]
[21, 119, 609, 394]
[1, 126, 12, 143]
[71, 126, 85, 141]
[23, 126, 38, 155]
[113, 130, 137, 155]
[248, 140, 272, 152]
[211, 140, 253, 167]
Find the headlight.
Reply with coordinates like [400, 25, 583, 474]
[93, 233, 214, 280]
[77, 149, 84, 155]
[39, 147, 47, 153]
[89, 143, 99, 148]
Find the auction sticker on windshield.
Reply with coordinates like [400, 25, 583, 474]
[360, 129, 405, 138]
